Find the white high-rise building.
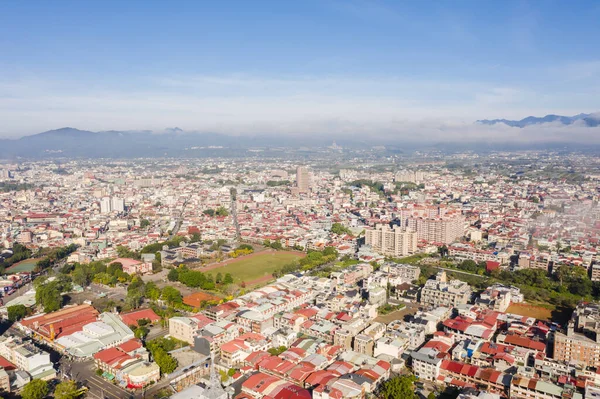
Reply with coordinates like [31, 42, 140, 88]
[111, 197, 125, 213]
[100, 197, 112, 214]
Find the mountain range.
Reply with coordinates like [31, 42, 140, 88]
[0, 127, 364, 159]
[477, 112, 600, 127]
[2, 111, 600, 159]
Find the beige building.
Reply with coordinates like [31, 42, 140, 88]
[405, 216, 465, 244]
[365, 224, 418, 257]
[420, 271, 472, 307]
[296, 166, 310, 193]
[169, 317, 200, 344]
[553, 302, 600, 368]
[353, 334, 374, 356]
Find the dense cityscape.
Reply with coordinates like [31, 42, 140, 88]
[2, 1, 600, 399]
[0, 150, 599, 399]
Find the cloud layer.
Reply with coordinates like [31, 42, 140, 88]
[0, 72, 599, 144]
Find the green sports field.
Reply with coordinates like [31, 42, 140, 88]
[211, 251, 303, 284]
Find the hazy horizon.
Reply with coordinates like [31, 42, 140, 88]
[1, 1, 600, 142]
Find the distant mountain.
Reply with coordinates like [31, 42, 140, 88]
[0, 127, 362, 159]
[477, 112, 600, 127]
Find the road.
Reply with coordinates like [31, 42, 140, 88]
[62, 358, 137, 399]
[1, 280, 34, 305]
[169, 198, 188, 239]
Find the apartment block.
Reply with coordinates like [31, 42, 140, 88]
[364, 224, 418, 257]
[420, 271, 472, 307]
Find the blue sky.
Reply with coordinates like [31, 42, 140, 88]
[1, 0, 599, 139]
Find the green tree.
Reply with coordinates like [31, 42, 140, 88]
[134, 326, 150, 340]
[22, 379, 49, 399]
[215, 206, 229, 217]
[145, 281, 161, 300]
[7, 304, 28, 321]
[331, 223, 352, 236]
[167, 268, 180, 282]
[223, 273, 234, 284]
[140, 219, 151, 228]
[161, 286, 182, 306]
[203, 209, 215, 217]
[54, 380, 82, 399]
[377, 375, 418, 399]
[216, 272, 223, 284]
[153, 348, 178, 374]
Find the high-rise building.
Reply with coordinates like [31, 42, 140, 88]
[111, 197, 125, 213]
[402, 211, 465, 244]
[364, 224, 418, 257]
[100, 197, 112, 214]
[296, 166, 310, 193]
[100, 196, 125, 213]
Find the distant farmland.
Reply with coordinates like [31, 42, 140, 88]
[207, 251, 304, 285]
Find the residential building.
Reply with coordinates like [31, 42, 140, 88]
[364, 224, 418, 257]
[420, 271, 472, 307]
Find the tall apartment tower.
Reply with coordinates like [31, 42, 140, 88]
[364, 224, 418, 257]
[296, 167, 310, 193]
[100, 197, 112, 214]
[111, 197, 125, 213]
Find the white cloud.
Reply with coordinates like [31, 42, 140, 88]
[0, 72, 599, 143]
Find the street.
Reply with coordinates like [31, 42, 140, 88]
[61, 358, 136, 399]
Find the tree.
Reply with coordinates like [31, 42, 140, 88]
[167, 268, 180, 282]
[331, 223, 352, 236]
[216, 206, 229, 217]
[134, 326, 150, 340]
[377, 375, 418, 399]
[145, 281, 161, 301]
[267, 346, 287, 356]
[223, 273, 234, 284]
[22, 379, 49, 399]
[216, 272, 223, 284]
[161, 286, 182, 306]
[54, 380, 82, 399]
[7, 304, 28, 321]
[322, 246, 339, 257]
[427, 393, 436, 399]
[438, 245, 448, 258]
[35, 278, 71, 312]
[203, 209, 215, 217]
[153, 348, 178, 374]
[140, 219, 151, 228]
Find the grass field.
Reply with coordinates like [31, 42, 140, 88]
[506, 302, 554, 320]
[210, 251, 304, 284]
[6, 258, 40, 273]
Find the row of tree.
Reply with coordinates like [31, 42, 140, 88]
[21, 378, 84, 399]
[168, 266, 233, 291]
[202, 206, 229, 217]
[35, 244, 78, 272]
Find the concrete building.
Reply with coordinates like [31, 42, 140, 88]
[364, 224, 418, 257]
[100, 197, 112, 214]
[553, 303, 600, 368]
[420, 271, 472, 307]
[510, 376, 581, 399]
[404, 214, 465, 244]
[296, 166, 310, 193]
